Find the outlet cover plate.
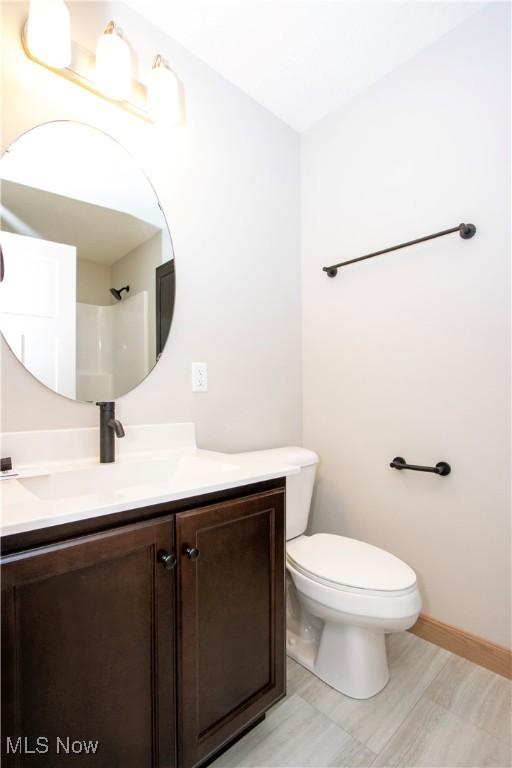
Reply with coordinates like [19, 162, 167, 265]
[192, 362, 208, 392]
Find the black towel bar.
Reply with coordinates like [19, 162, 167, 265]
[323, 223, 476, 277]
[390, 457, 451, 476]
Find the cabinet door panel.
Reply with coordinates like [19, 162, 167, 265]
[176, 490, 285, 768]
[1, 518, 176, 768]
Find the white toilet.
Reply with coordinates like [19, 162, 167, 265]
[247, 447, 422, 700]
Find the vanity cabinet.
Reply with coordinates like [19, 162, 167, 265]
[1, 517, 176, 768]
[1, 483, 285, 768]
[177, 492, 285, 768]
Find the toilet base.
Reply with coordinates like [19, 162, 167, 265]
[315, 623, 389, 698]
[287, 624, 389, 699]
[287, 629, 318, 670]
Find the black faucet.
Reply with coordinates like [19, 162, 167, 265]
[97, 402, 125, 463]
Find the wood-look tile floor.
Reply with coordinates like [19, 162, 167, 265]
[213, 633, 512, 768]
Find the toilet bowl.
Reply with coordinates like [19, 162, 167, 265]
[239, 447, 422, 699]
[287, 533, 421, 698]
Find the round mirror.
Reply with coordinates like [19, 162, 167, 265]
[0, 121, 175, 402]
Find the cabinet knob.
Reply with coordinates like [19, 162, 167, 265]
[159, 551, 177, 570]
[184, 545, 200, 561]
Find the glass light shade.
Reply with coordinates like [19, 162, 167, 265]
[148, 57, 181, 125]
[95, 23, 131, 101]
[26, 0, 72, 69]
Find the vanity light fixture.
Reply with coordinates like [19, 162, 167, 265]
[21, 4, 184, 126]
[148, 55, 182, 126]
[95, 21, 132, 102]
[26, 0, 72, 69]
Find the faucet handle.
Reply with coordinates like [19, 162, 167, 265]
[1, 457, 13, 472]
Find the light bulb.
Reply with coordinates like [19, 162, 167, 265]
[148, 55, 182, 125]
[26, 0, 72, 69]
[95, 21, 131, 101]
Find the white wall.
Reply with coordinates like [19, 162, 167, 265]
[302, 4, 510, 648]
[0, 1, 302, 451]
[77, 259, 112, 306]
[111, 232, 163, 367]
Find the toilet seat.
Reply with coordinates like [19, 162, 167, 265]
[287, 533, 417, 593]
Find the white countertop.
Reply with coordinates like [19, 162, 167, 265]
[0, 446, 297, 538]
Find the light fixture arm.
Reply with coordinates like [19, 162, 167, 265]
[21, 8, 183, 127]
[21, 19, 153, 123]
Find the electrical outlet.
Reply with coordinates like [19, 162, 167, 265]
[192, 362, 208, 392]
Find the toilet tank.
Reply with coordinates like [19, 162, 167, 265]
[238, 447, 319, 541]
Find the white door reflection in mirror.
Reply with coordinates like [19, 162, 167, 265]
[0, 231, 76, 398]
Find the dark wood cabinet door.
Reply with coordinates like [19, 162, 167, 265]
[176, 489, 286, 768]
[1, 517, 176, 768]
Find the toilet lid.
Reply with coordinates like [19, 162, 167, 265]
[287, 533, 417, 592]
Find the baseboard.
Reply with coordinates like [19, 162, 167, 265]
[409, 614, 512, 679]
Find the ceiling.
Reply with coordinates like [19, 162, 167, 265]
[1, 181, 160, 265]
[126, 0, 484, 132]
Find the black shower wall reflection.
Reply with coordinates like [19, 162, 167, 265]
[0, 121, 175, 402]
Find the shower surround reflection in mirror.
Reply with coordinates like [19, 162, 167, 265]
[0, 121, 175, 402]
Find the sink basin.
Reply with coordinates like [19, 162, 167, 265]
[0, 423, 299, 539]
[18, 452, 240, 502]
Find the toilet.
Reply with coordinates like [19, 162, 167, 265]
[245, 447, 422, 700]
